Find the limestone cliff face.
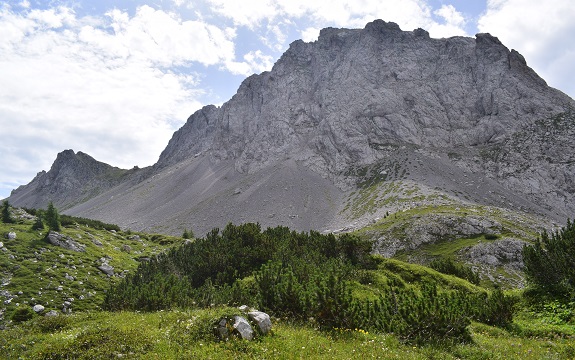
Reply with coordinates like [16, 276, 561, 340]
[9, 19, 575, 231]
[158, 20, 573, 185]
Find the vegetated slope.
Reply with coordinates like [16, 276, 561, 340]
[8, 19, 575, 239]
[358, 203, 550, 288]
[0, 208, 182, 326]
[2, 209, 575, 359]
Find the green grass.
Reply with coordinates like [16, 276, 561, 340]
[398, 234, 499, 259]
[1, 217, 182, 318]
[1, 307, 573, 359]
[354, 203, 548, 289]
[3, 207, 575, 358]
[376, 258, 482, 293]
[343, 180, 451, 220]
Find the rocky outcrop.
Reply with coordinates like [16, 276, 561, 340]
[215, 307, 273, 341]
[460, 238, 527, 269]
[97, 263, 114, 276]
[158, 21, 572, 184]
[451, 109, 575, 218]
[46, 231, 86, 252]
[150, 20, 575, 222]
[370, 206, 545, 259]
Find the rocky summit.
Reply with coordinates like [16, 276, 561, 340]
[8, 19, 575, 238]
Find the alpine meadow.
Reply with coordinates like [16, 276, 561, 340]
[2, 18, 575, 359]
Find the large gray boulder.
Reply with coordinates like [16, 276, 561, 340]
[248, 311, 272, 335]
[97, 263, 114, 276]
[46, 231, 86, 252]
[232, 316, 254, 340]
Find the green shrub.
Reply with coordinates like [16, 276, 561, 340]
[255, 261, 311, 317]
[31, 215, 44, 230]
[472, 287, 518, 327]
[393, 282, 472, 344]
[430, 257, 480, 285]
[44, 202, 61, 231]
[34, 314, 70, 333]
[182, 228, 194, 239]
[10, 307, 36, 323]
[523, 219, 575, 298]
[60, 214, 120, 231]
[104, 223, 374, 312]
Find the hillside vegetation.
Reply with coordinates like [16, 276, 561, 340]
[1, 204, 574, 359]
[0, 206, 182, 318]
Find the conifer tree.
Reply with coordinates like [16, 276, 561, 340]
[182, 228, 194, 239]
[523, 219, 575, 297]
[32, 214, 44, 231]
[45, 201, 61, 231]
[1, 199, 14, 224]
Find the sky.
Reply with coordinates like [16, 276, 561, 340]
[1, 0, 575, 200]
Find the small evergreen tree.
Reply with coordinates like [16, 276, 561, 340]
[523, 219, 575, 298]
[182, 228, 194, 239]
[45, 201, 61, 231]
[1, 199, 14, 224]
[32, 214, 45, 231]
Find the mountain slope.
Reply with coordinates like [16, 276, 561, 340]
[8, 19, 575, 237]
[9, 150, 144, 211]
[158, 21, 572, 178]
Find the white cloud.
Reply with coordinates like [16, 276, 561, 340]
[0, 5, 240, 196]
[207, 0, 278, 28]
[28, 6, 75, 28]
[435, 4, 465, 26]
[262, 23, 288, 51]
[203, 0, 468, 47]
[225, 50, 275, 75]
[478, 0, 575, 98]
[98, 5, 237, 67]
[301, 27, 320, 42]
[429, 4, 467, 38]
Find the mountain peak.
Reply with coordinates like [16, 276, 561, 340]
[158, 20, 573, 174]
[9, 20, 575, 234]
[9, 149, 135, 210]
